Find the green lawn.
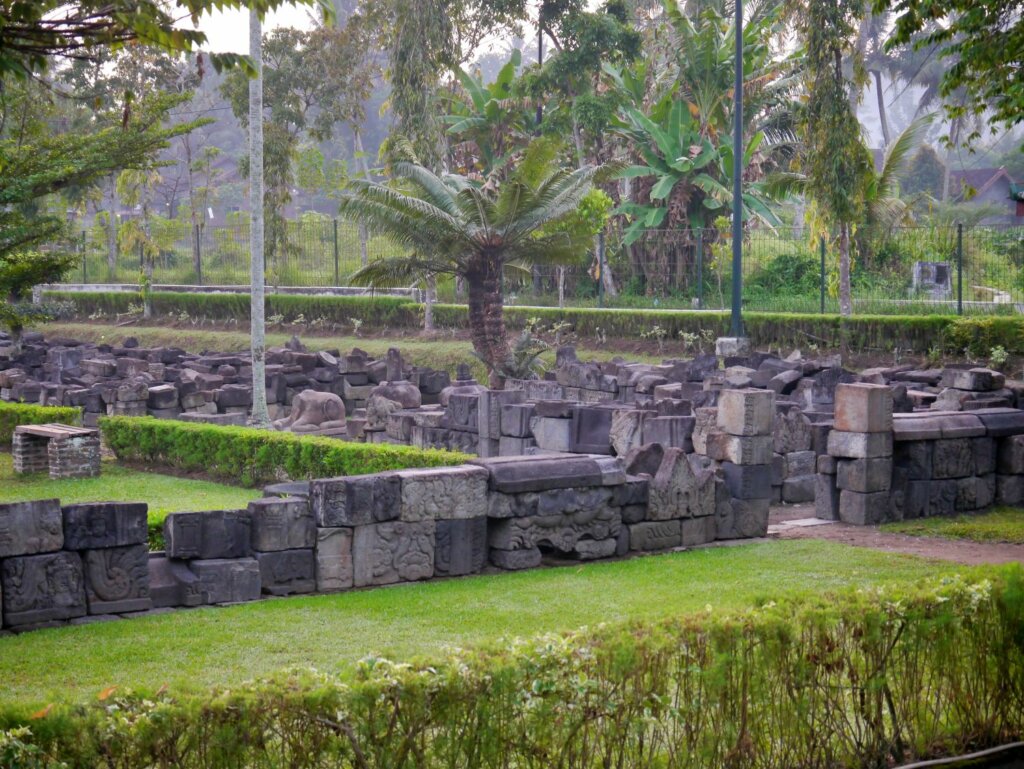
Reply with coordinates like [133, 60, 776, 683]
[0, 539, 965, 712]
[0, 453, 260, 528]
[882, 507, 1024, 544]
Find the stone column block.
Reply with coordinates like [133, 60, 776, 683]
[83, 545, 151, 614]
[396, 466, 489, 521]
[164, 510, 251, 559]
[836, 458, 893, 493]
[834, 383, 893, 433]
[352, 520, 435, 587]
[435, 518, 488, 576]
[827, 431, 893, 459]
[62, 503, 147, 550]
[249, 497, 315, 552]
[310, 475, 401, 527]
[815, 473, 840, 519]
[315, 528, 353, 592]
[0, 499, 63, 557]
[838, 490, 891, 525]
[716, 389, 774, 436]
[255, 549, 316, 595]
[189, 558, 261, 604]
[704, 433, 773, 465]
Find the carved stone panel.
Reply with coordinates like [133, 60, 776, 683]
[446, 393, 479, 432]
[488, 505, 620, 555]
[189, 558, 261, 604]
[434, 518, 487, 576]
[2, 552, 87, 626]
[62, 502, 148, 550]
[311, 475, 401, 527]
[352, 520, 435, 587]
[83, 545, 151, 614]
[0, 499, 63, 558]
[397, 466, 489, 521]
[164, 510, 251, 560]
[932, 439, 976, 479]
[148, 553, 203, 608]
[628, 521, 682, 551]
[249, 497, 315, 551]
[315, 528, 353, 592]
[255, 549, 316, 596]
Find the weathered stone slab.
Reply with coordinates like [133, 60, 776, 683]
[833, 383, 893, 433]
[939, 367, 1002, 392]
[815, 473, 840, 519]
[530, 416, 573, 452]
[955, 475, 995, 512]
[893, 441, 933, 480]
[189, 558, 261, 604]
[974, 408, 1024, 437]
[629, 520, 682, 551]
[642, 415, 695, 449]
[0, 499, 63, 557]
[570, 406, 614, 454]
[474, 455, 624, 493]
[836, 458, 893, 493]
[704, 433, 773, 465]
[310, 475, 401, 527]
[720, 462, 772, 500]
[648, 449, 716, 519]
[164, 510, 251, 560]
[83, 545, 151, 614]
[478, 389, 523, 439]
[838, 490, 891, 525]
[997, 475, 1024, 506]
[147, 553, 203, 608]
[974, 437, 997, 475]
[827, 431, 893, 459]
[782, 475, 816, 503]
[610, 408, 649, 456]
[255, 549, 316, 596]
[315, 528, 353, 592]
[248, 497, 315, 551]
[62, 502, 147, 550]
[785, 450, 816, 478]
[2, 552, 87, 626]
[501, 403, 536, 437]
[939, 413, 986, 439]
[396, 466, 489, 521]
[716, 389, 773, 436]
[681, 516, 716, 546]
[998, 434, 1024, 474]
[773, 407, 812, 454]
[434, 518, 487, 576]
[352, 520, 435, 586]
[490, 546, 542, 570]
[488, 504, 620, 554]
[932, 438, 975, 479]
[717, 498, 770, 539]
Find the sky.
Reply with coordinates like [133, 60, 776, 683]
[196, 3, 318, 54]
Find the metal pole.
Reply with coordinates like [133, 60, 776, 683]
[696, 229, 704, 309]
[956, 222, 963, 315]
[597, 231, 605, 308]
[820, 235, 826, 314]
[333, 218, 340, 286]
[729, 0, 744, 337]
[81, 230, 87, 283]
[194, 223, 203, 285]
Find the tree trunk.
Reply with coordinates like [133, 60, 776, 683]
[838, 223, 852, 317]
[941, 116, 962, 202]
[466, 261, 508, 386]
[596, 231, 617, 297]
[873, 70, 890, 148]
[424, 273, 435, 332]
[105, 176, 119, 280]
[354, 130, 370, 266]
[557, 266, 565, 308]
[249, 10, 270, 429]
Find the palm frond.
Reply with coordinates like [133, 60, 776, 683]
[877, 113, 935, 200]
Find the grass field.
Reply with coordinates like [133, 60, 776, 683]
[882, 507, 1024, 544]
[0, 453, 259, 528]
[0, 539, 965, 711]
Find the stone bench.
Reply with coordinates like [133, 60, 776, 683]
[13, 423, 101, 479]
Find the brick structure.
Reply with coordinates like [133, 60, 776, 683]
[13, 423, 101, 479]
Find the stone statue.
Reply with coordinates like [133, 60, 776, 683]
[272, 390, 347, 435]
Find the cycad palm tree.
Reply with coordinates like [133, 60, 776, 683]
[340, 141, 598, 380]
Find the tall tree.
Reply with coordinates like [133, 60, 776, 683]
[249, 10, 270, 429]
[794, 0, 872, 317]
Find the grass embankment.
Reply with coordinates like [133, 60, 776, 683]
[0, 539, 962, 710]
[0, 453, 259, 529]
[883, 507, 1024, 544]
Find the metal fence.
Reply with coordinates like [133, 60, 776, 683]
[63, 219, 1024, 315]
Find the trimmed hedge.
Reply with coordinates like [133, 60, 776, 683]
[47, 289, 1024, 354]
[0, 401, 82, 445]
[4, 568, 1023, 768]
[100, 416, 469, 487]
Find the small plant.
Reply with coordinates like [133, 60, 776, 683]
[176, 310, 191, 324]
[350, 317, 363, 337]
[124, 302, 143, 316]
[594, 326, 607, 345]
[679, 331, 700, 355]
[989, 345, 1009, 370]
[292, 313, 306, 325]
[926, 344, 944, 367]
[525, 317, 543, 334]
[641, 325, 669, 354]
[549, 320, 573, 346]
[267, 313, 285, 326]
[482, 329, 549, 380]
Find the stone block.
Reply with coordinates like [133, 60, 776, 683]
[717, 498, 770, 539]
[939, 367, 1002, 392]
[704, 433, 773, 465]
[478, 389, 524, 439]
[817, 455, 837, 475]
[501, 403, 536, 437]
[574, 539, 618, 560]
[147, 384, 179, 409]
[681, 516, 716, 546]
[649, 449, 716, 519]
[642, 415, 695, 450]
[716, 388, 773, 436]
[998, 434, 1024, 474]
[1, 552, 87, 626]
[490, 547, 542, 570]
[530, 416, 573, 452]
[838, 490, 891, 525]
[815, 473, 840, 520]
[975, 408, 1024, 437]
[893, 441, 933, 480]
[629, 520, 682, 551]
[397, 465, 489, 521]
[352, 520, 435, 586]
[434, 518, 488, 576]
[836, 458, 893, 493]
[833, 383, 893, 433]
[570, 406, 614, 454]
[610, 408, 648, 456]
[715, 337, 751, 357]
[164, 510, 251, 559]
[446, 392, 479, 432]
[621, 504, 646, 524]
[611, 477, 649, 507]
[147, 553, 203, 608]
[315, 528, 353, 592]
[974, 437, 997, 476]
[955, 475, 995, 512]
[0, 499, 63, 557]
[499, 436, 536, 455]
[83, 545, 151, 614]
[62, 502, 147, 550]
[720, 462, 772, 500]
[773, 407, 813, 454]
[782, 475, 816, 503]
[249, 497, 315, 551]
[475, 455, 622, 493]
[997, 475, 1024, 506]
[255, 549, 316, 596]
[189, 558, 261, 604]
[827, 431, 893, 459]
[784, 450, 816, 478]
[310, 474, 401, 527]
[932, 438, 975, 479]
[488, 501, 620, 554]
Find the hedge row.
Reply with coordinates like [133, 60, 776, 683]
[47, 290, 1024, 354]
[4, 569, 1022, 768]
[0, 401, 82, 445]
[100, 417, 469, 487]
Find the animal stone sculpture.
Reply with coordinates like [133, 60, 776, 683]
[272, 390, 346, 435]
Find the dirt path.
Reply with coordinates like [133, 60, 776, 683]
[769, 505, 1024, 566]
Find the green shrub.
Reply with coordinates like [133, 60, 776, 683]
[945, 316, 1024, 357]
[0, 401, 82, 445]
[5, 568, 1023, 768]
[99, 417, 468, 487]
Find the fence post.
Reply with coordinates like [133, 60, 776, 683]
[194, 223, 203, 286]
[597, 231, 605, 309]
[81, 230, 87, 283]
[333, 218, 340, 286]
[956, 222, 963, 316]
[819, 235, 826, 314]
[696, 230, 704, 310]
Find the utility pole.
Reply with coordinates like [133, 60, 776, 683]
[249, 10, 270, 428]
[730, 0, 744, 340]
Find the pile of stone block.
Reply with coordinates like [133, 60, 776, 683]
[0, 500, 150, 630]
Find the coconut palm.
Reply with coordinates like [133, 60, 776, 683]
[340, 140, 599, 381]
